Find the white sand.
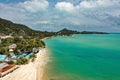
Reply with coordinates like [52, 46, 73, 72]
[36, 48, 48, 80]
[1, 48, 47, 80]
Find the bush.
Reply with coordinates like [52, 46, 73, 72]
[7, 60, 14, 64]
[16, 57, 29, 65]
[30, 54, 36, 62]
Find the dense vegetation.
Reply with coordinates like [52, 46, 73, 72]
[0, 18, 56, 38]
[0, 37, 45, 56]
[0, 18, 33, 36]
[16, 57, 29, 65]
[0, 37, 45, 65]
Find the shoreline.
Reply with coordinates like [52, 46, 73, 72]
[1, 48, 48, 80]
[36, 48, 48, 80]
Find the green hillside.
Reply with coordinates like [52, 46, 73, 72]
[0, 18, 34, 36]
[0, 18, 107, 38]
[0, 18, 81, 38]
[0, 18, 56, 38]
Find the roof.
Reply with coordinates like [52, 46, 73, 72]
[9, 49, 14, 52]
[11, 55, 18, 59]
[17, 53, 27, 58]
[25, 53, 34, 59]
[1, 65, 15, 73]
[0, 63, 8, 69]
[9, 44, 17, 49]
[0, 55, 7, 61]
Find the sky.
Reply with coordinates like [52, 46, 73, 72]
[0, 0, 120, 32]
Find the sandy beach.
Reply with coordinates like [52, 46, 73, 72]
[1, 48, 48, 80]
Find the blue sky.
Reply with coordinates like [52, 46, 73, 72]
[0, 0, 120, 32]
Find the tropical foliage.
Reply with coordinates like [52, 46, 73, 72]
[30, 54, 37, 62]
[0, 37, 45, 55]
[7, 60, 14, 64]
[0, 18, 56, 38]
[16, 57, 29, 65]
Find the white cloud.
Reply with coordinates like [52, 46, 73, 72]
[0, 3, 27, 21]
[55, 0, 120, 20]
[55, 0, 112, 13]
[19, 0, 49, 13]
[79, 1, 96, 8]
[55, 2, 75, 12]
[78, 0, 119, 9]
[0, 0, 120, 32]
[55, 0, 120, 12]
[33, 20, 52, 25]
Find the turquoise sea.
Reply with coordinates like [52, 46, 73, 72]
[44, 34, 120, 80]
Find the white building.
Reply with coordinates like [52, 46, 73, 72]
[9, 44, 17, 56]
[0, 35, 13, 39]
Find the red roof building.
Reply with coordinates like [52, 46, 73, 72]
[0, 63, 19, 78]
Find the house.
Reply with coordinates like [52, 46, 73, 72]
[0, 55, 7, 61]
[8, 44, 17, 56]
[32, 48, 40, 53]
[9, 49, 14, 56]
[9, 44, 17, 49]
[25, 53, 34, 59]
[0, 35, 13, 39]
[19, 36, 23, 39]
[0, 63, 19, 78]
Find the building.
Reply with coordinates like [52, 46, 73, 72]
[9, 44, 17, 56]
[19, 36, 23, 39]
[0, 63, 19, 78]
[25, 52, 34, 59]
[0, 35, 13, 39]
[32, 48, 39, 53]
[9, 49, 14, 56]
[0, 55, 7, 61]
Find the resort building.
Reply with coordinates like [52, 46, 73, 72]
[0, 63, 19, 78]
[19, 36, 23, 39]
[11, 52, 35, 60]
[0, 55, 7, 61]
[0, 35, 13, 39]
[9, 44, 17, 56]
[25, 52, 34, 59]
[32, 48, 39, 53]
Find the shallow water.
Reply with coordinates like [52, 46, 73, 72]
[44, 34, 120, 80]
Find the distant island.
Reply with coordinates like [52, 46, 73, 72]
[56, 28, 108, 36]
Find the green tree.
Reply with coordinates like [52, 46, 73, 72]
[7, 60, 14, 64]
[16, 57, 29, 65]
[30, 54, 37, 62]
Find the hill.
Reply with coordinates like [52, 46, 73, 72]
[0, 18, 81, 38]
[0, 18, 56, 38]
[0, 18, 108, 38]
[57, 28, 80, 36]
[80, 31, 108, 34]
[0, 18, 34, 36]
